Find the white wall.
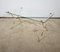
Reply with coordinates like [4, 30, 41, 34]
[0, 0, 60, 17]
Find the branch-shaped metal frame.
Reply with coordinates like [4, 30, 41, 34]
[6, 11, 54, 42]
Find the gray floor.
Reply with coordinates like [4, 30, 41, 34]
[0, 19, 60, 52]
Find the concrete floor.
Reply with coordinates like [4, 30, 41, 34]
[0, 18, 60, 52]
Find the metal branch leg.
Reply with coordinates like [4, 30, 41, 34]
[10, 18, 23, 29]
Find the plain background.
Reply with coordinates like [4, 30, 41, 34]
[0, 0, 60, 17]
